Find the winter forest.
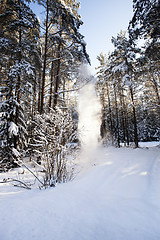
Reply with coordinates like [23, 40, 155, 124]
[0, 0, 160, 240]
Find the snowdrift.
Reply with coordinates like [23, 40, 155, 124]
[0, 143, 160, 240]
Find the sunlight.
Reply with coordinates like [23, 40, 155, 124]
[140, 171, 148, 176]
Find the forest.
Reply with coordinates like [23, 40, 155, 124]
[0, 0, 160, 187]
[0, 1, 160, 240]
[96, 0, 160, 148]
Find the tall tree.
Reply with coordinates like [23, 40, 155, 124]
[129, 0, 160, 61]
[0, 0, 41, 169]
[38, 0, 90, 113]
[110, 32, 139, 147]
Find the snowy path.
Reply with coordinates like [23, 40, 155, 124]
[0, 145, 160, 240]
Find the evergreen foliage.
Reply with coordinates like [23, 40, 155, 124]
[0, 0, 88, 175]
[0, 0, 159, 178]
[96, 29, 160, 146]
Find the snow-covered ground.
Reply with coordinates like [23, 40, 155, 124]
[0, 142, 160, 240]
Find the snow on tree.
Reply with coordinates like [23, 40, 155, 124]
[0, 0, 41, 170]
[28, 106, 78, 187]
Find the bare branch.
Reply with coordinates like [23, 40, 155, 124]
[0, 178, 31, 190]
[15, 159, 44, 187]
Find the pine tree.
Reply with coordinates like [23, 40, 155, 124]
[128, 0, 160, 142]
[129, 0, 160, 61]
[38, 0, 90, 113]
[0, 0, 41, 169]
[110, 32, 139, 147]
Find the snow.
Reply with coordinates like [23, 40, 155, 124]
[8, 121, 19, 137]
[0, 143, 160, 240]
[78, 83, 101, 150]
[12, 147, 20, 157]
[139, 141, 160, 148]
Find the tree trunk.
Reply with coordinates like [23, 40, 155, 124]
[106, 83, 114, 144]
[119, 88, 126, 146]
[130, 86, 138, 148]
[38, 72, 41, 113]
[100, 87, 107, 139]
[14, 0, 22, 149]
[40, 0, 49, 114]
[152, 73, 160, 104]
[48, 60, 54, 109]
[32, 76, 37, 116]
[53, 42, 61, 108]
[123, 97, 129, 146]
[114, 84, 120, 148]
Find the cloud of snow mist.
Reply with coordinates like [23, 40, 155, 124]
[78, 66, 102, 163]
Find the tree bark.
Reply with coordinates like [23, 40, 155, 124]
[40, 0, 49, 114]
[100, 87, 107, 139]
[106, 83, 114, 144]
[130, 86, 138, 148]
[123, 96, 129, 146]
[33, 76, 37, 116]
[114, 84, 120, 148]
[53, 42, 61, 108]
[48, 60, 54, 109]
[152, 73, 160, 105]
[119, 88, 126, 146]
[14, 0, 22, 149]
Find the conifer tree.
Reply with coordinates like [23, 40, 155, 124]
[38, 0, 90, 113]
[0, 0, 41, 170]
[129, 0, 160, 61]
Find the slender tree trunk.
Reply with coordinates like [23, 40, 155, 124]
[106, 83, 114, 144]
[123, 96, 129, 146]
[16, 0, 22, 105]
[48, 61, 54, 109]
[53, 42, 61, 108]
[33, 76, 37, 116]
[100, 87, 107, 139]
[152, 73, 160, 105]
[14, 0, 22, 149]
[40, 0, 49, 114]
[38, 72, 41, 113]
[114, 84, 120, 148]
[119, 88, 126, 146]
[63, 77, 66, 104]
[152, 74, 160, 124]
[124, 112, 130, 146]
[130, 86, 138, 148]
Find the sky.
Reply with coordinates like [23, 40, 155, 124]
[79, 0, 133, 73]
[30, 0, 133, 74]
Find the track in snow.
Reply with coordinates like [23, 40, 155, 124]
[0, 144, 160, 240]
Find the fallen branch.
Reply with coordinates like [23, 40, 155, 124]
[0, 178, 31, 190]
[15, 159, 44, 187]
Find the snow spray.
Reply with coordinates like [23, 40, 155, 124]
[78, 66, 102, 164]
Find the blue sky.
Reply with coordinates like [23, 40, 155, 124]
[30, 0, 133, 74]
[79, 0, 133, 73]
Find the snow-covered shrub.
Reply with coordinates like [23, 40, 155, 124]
[0, 91, 27, 172]
[28, 107, 78, 187]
